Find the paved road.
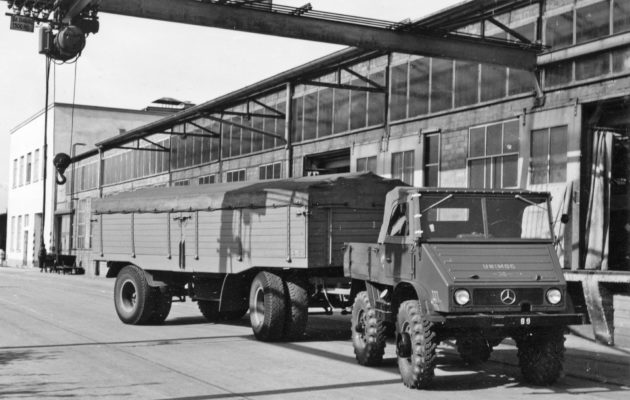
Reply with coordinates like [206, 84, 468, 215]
[1, 268, 628, 400]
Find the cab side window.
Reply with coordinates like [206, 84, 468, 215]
[388, 203, 408, 237]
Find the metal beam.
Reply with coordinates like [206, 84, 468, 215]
[205, 115, 287, 143]
[187, 121, 221, 137]
[302, 80, 384, 93]
[221, 110, 284, 120]
[98, 0, 538, 70]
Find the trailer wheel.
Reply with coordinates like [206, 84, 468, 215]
[283, 274, 308, 340]
[516, 327, 565, 385]
[351, 291, 386, 366]
[198, 300, 221, 322]
[456, 331, 491, 365]
[148, 288, 172, 324]
[396, 300, 437, 389]
[114, 265, 154, 325]
[249, 271, 286, 341]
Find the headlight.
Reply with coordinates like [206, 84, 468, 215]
[454, 289, 470, 305]
[546, 288, 562, 305]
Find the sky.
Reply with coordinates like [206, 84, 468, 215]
[0, 0, 461, 211]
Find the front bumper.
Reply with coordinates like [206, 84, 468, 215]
[428, 312, 586, 328]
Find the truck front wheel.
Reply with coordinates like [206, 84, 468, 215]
[249, 271, 286, 341]
[396, 300, 438, 389]
[114, 265, 154, 325]
[351, 291, 386, 366]
[516, 327, 566, 385]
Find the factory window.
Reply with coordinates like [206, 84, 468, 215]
[424, 133, 440, 187]
[530, 126, 568, 185]
[173, 179, 190, 186]
[614, 0, 630, 33]
[259, 162, 281, 180]
[576, 1, 610, 44]
[25, 153, 32, 185]
[613, 46, 630, 72]
[226, 169, 246, 183]
[409, 57, 430, 117]
[430, 58, 454, 113]
[545, 10, 574, 49]
[468, 120, 519, 189]
[455, 61, 479, 107]
[75, 199, 91, 249]
[19, 156, 24, 187]
[545, 61, 573, 87]
[575, 52, 611, 80]
[390, 63, 409, 121]
[12, 159, 17, 188]
[17, 215, 22, 252]
[33, 149, 40, 183]
[392, 150, 415, 185]
[198, 175, 216, 185]
[356, 156, 377, 174]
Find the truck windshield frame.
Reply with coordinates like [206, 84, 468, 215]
[416, 193, 553, 242]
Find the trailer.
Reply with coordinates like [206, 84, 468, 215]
[92, 172, 402, 341]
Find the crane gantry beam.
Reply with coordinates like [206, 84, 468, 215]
[96, 0, 539, 70]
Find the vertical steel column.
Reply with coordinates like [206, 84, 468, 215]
[285, 83, 294, 178]
[218, 116, 224, 182]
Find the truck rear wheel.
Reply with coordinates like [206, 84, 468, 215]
[516, 327, 565, 385]
[351, 291, 386, 366]
[114, 265, 154, 325]
[198, 300, 221, 322]
[148, 288, 172, 324]
[249, 271, 286, 341]
[283, 274, 308, 340]
[396, 300, 437, 389]
[456, 331, 491, 365]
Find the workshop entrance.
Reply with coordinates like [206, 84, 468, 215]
[582, 99, 630, 271]
[303, 148, 350, 176]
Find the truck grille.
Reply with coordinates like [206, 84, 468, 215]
[472, 288, 543, 306]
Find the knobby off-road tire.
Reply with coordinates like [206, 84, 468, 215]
[457, 331, 492, 365]
[114, 265, 155, 325]
[351, 291, 386, 366]
[516, 327, 566, 385]
[249, 271, 286, 341]
[148, 288, 172, 324]
[396, 300, 438, 389]
[283, 274, 308, 340]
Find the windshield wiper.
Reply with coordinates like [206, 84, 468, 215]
[421, 194, 453, 213]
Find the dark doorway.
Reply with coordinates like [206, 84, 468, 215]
[582, 99, 630, 271]
[303, 148, 351, 176]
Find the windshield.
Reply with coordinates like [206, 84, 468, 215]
[418, 194, 552, 241]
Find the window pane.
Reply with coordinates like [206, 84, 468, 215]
[367, 156, 377, 173]
[262, 116, 274, 150]
[392, 152, 403, 182]
[614, 0, 630, 33]
[470, 127, 486, 157]
[390, 63, 408, 121]
[576, 1, 611, 44]
[502, 154, 519, 188]
[549, 126, 568, 183]
[425, 134, 440, 165]
[273, 162, 281, 178]
[431, 58, 453, 112]
[455, 61, 479, 107]
[486, 123, 503, 155]
[333, 88, 350, 133]
[575, 52, 610, 80]
[546, 11, 574, 49]
[403, 150, 415, 186]
[241, 119, 252, 155]
[221, 124, 231, 159]
[318, 88, 334, 137]
[424, 165, 438, 187]
[545, 61, 572, 86]
[509, 68, 535, 95]
[481, 63, 507, 102]
[531, 128, 549, 184]
[252, 117, 263, 152]
[613, 46, 630, 72]
[357, 157, 366, 172]
[409, 58, 430, 117]
[503, 120, 520, 153]
[350, 80, 367, 130]
[367, 70, 385, 126]
[303, 91, 318, 140]
[511, 22, 537, 42]
[469, 159, 485, 188]
[291, 97, 303, 143]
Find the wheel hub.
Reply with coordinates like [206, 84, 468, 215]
[397, 332, 412, 358]
[120, 280, 137, 312]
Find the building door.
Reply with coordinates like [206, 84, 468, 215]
[22, 230, 28, 266]
[33, 214, 42, 267]
[303, 148, 350, 176]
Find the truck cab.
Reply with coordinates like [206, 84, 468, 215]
[344, 187, 585, 389]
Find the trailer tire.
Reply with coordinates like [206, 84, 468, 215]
[516, 327, 565, 385]
[148, 288, 172, 324]
[351, 291, 386, 366]
[249, 271, 286, 341]
[456, 331, 491, 365]
[198, 300, 221, 322]
[396, 300, 437, 389]
[283, 274, 308, 340]
[114, 265, 155, 325]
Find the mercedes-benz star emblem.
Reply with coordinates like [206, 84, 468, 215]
[500, 289, 517, 305]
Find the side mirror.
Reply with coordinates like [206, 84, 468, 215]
[53, 153, 72, 185]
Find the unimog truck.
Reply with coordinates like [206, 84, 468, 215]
[344, 187, 585, 388]
[92, 173, 401, 341]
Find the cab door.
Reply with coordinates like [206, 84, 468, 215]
[383, 201, 415, 280]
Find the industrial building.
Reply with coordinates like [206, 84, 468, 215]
[6, 0, 630, 345]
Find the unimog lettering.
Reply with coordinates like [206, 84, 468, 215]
[344, 187, 585, 390]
